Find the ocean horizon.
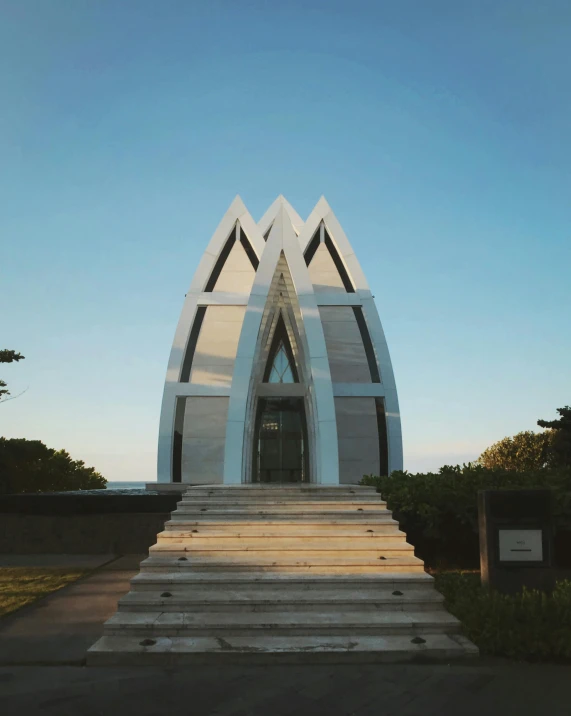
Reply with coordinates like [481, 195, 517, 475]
[106, 481, 150, 490]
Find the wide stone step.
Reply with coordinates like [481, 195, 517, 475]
[155, 531, 408, 545]
[160, 519, 404, 536]
[184, 486, 378, 495]
[175, 501, 387, 511]
[87, 633, 478, 666]
[130, 571, 435, 589]
[117, 587, 444, 612]
[162, 522, 401, 535]
[178, 497, 385, 506]
[178, 497, 383, 504]
[166, 514, 396, 525]
[102, 609, 460, 637]
[148, 542, 415, 557]
[171, 511, 393, 521]
[140, 555, 425, 573]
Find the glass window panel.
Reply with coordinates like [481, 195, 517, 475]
[281, 365, 294, 383]
[277, 345, 289, 374]
[267, 342, 296, 383]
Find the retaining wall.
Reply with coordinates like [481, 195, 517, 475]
[0, 492, 182, 554]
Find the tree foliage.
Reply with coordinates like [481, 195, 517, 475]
[0, 438, 106, 495]
[0, 349, 25, 401]
[538, 406, 571, 469]
[478, 430, 553, 471]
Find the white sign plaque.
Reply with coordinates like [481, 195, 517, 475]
[498, 529, 543, 562]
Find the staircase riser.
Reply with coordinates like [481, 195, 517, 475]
[130, 573, 433, 586]
[140, 565, 426, 574]
[166, 518, 396, 526]
[117, 601, 443, 613]
[178, 499, 383, 505]
[104, 625, 461, 638]
[169, 513, 393, 521]
[175, 506, 388, 513]
[177, 497, 387, 511]
[146, 549, 416, 559]
[153, 537, 407, 548]
[87, 646, 473, 667]
[130, 581, 434, 593]
[183, 489, 378, 496]
[121, 587, 439, 600]
[162, 525, 400, 535]
[130, 584, 435, 595]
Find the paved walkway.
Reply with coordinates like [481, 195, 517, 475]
[0, 555, 568, 715]
[0, 554, 144, 665]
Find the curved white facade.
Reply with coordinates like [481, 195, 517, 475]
[157, 196, 403, 485]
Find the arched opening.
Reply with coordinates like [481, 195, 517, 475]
[251, 311, 308, 483]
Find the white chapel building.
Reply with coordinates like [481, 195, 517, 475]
[156, 196, 403, 487]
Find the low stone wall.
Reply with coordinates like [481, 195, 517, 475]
[0, 491, 182, 554]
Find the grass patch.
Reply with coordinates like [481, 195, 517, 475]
[0, 567, 89, 617]
[434, 571, 571, 661]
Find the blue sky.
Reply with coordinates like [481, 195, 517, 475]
[2, 0, 570, 480]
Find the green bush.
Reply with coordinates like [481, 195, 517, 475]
[0, 438, 106, 494]
[361, 465, 571, 568]
[477, 430, 553, 471]
[435, 572, 571, 661]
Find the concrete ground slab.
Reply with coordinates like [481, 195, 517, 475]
[0, 661, 569, 716]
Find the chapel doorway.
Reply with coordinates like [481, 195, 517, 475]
[253, 398, 308, 483]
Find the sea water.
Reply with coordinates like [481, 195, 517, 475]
[105, 481, 149, 490]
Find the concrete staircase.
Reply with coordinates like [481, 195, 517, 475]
[87, 485, 477, 664]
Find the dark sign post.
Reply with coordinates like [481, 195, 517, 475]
[478, 489, 554, 594]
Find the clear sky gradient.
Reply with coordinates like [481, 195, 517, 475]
[2, 1, 570, 481]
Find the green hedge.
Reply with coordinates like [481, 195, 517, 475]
[361, 465, 571, 568]
[435, 572, 571, 661]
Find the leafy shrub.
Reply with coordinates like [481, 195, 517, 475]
[478, 430, 553, 471]
[362, 465, 571, 568]
[0, 438, 106, 494]
[435, 572, 571, 661]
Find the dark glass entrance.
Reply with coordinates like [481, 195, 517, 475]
[253, 398, 308, 483]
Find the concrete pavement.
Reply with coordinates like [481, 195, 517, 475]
[0, 660, 569, 716]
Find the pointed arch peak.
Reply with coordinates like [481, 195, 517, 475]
[190, 197, 261, 294]
[258, 195, 304, 238]
[264, 204, 299, 249]
[298, 198, 331, 254]
[227, 194, 247, 216]
[313, 195, 332, 216]
[274, 203, 296, 233]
